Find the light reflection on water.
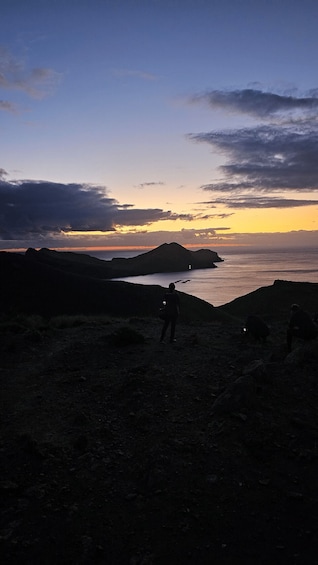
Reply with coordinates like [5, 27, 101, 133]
[92, 249, 318, 307]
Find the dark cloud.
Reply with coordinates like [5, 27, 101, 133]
[0, 179, 187, 240]
[189, 123, 318, 193]
[191, 88, 318, 119]
[201, 196, 318, 209]
[197, 213, 233, 220]
[188, 87, 318, 201]
[112, 208, 194, 226]
[191, 205, 233, 219]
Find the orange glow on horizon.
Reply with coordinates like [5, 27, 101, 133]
[0, 242, 253, 254]
[0, 245, 154, 253]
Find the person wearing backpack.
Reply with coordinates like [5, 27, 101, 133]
[160, 282, 180, 343]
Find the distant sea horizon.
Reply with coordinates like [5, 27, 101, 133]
[87, 246, 318, 307]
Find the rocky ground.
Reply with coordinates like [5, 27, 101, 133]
[1, 314, 318, 564]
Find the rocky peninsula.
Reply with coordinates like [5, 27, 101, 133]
[24, 242, 223, 279]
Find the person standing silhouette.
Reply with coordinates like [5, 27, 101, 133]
[160, 282, 180, 343]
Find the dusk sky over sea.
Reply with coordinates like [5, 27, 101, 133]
[1, 0, 318, 253]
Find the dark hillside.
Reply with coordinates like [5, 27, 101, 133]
[24, 242, 222, 279]
[0, 252, 230, 323]
[221, 279, 318, 321]
[26, 247, 113, 279]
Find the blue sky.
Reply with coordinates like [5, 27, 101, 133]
[1, 0, 318, 251]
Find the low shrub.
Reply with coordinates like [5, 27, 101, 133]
[50, 314, 112, 329]
[0, 314, 47, 333]
[109, 326, 145, 347]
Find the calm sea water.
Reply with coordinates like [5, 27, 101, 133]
[88, 248, 318, 307]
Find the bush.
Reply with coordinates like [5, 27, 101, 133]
[109, 326, 145, 347]
[0, 314, 47, 333]
[50, 315, 112, 329]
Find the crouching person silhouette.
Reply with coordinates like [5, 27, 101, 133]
[287, 303, 318, 352]
[160, 282, 180, 343]
[244, 315, 270, 342]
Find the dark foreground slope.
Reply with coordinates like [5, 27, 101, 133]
[1, 308, 318, 564]
[1, 252, 318, 563]
[220, 279, 318, 321]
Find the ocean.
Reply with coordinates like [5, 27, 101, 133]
[88, 248, 318, 307]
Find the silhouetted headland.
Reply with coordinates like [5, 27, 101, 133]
[25, 242, 223, 278]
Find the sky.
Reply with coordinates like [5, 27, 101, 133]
[1, 0, 318, 253]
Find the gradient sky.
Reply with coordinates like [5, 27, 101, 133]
[1, 0, 318, 252]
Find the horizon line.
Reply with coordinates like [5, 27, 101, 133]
[0, 242, 255, 254]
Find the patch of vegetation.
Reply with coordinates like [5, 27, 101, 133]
[108, 325, 145, 347]
[49, 314, 112, 329]
[0, 314, 47, 333]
